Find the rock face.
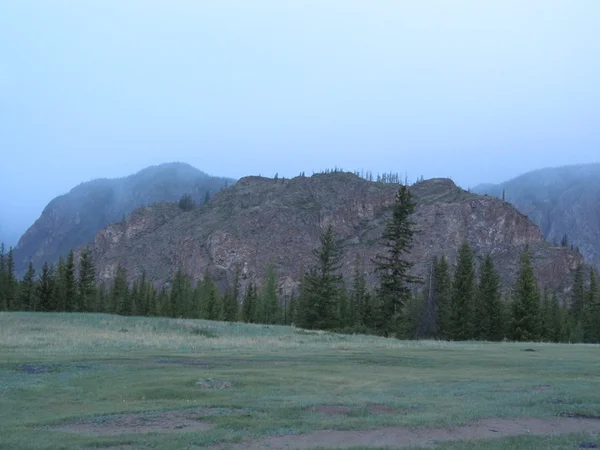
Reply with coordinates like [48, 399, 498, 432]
[83, 172, 583, 298]
[474, 163, 600, 269]
[14, 162, 235, 274]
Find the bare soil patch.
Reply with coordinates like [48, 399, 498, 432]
[366, 404, 397, 414]
[195, 378, 232, 390]
[206, 417, 600, 450]
[533, 384, 554, 392]
[155, 358, 213, 367]
[52, 410, 213, 435]
[309, 405, 353, 416]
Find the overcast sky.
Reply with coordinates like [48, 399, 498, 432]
[1, 0, 599, 245]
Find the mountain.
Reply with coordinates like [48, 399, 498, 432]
[79, 172, 582, 299]
[473, 163, 600, 268]
[14, 162, 235, 274]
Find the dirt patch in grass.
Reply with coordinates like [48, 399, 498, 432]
[52, 410, 213, 435]
[205, 417, 600, 449]
[366, 404, 396, 414]
[155, 358, 213, 367]
[195, 378, 232, 390]
[309, 405, 353, 416]
[533, 384, 554, 392]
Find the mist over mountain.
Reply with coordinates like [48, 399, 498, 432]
[473, 163, 600, 268]
[13, 162, 235, 274]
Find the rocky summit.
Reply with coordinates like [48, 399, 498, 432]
[80, 172, 583, 299]
[13, 162, 235, 275]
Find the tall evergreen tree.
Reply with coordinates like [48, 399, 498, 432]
[511, 248, 540, 342]
[78, 248, 96, 312]
[258, 264, 281, 324]
[349, 254, 369, 328]
[296, 225, 343, 330]
[583, 269, 599, 343]
[19, 263, 36, 311]
[433, 255, 452, 339]
[449, 242, 476, 340]
[242, 282, 258, 323]
[372, 185, 421, 336]
[222, 266, 241, 322]
[36, 262, 56, 312]
[170, 269, 193, 318]
[570, 264, 585, 322]
[416, 261, 438, 338]
[61, 251, 77, 312]
[111, 264, 130, 315]
[4, 248, 16, 310]
[200, 270, 220, 320]
[476, 255, 502, 341]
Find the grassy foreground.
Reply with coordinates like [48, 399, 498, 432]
[0, 312, 599, 450]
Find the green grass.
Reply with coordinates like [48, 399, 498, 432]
[1, 312, 599, 449]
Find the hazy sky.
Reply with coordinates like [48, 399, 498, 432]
[1, 0, 599, 244]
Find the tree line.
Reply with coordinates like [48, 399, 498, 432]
[1, 185, 598, 343]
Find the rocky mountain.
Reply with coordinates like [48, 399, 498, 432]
[474, 163, 600, 269]
[79, 172, 583, 299]
[14, 162, 235, 274]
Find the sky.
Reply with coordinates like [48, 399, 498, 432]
[1, 0, 600, 245]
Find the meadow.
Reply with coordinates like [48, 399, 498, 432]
[1, 312, 599, 449]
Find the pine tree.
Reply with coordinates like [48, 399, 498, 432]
[222, 266, 241, 322]
[570, 264, 585, 322]
[170, 269, 193, 318]
[449, 242, 476, 340]
[19, 263, 36, 311]
[417, 261, 438, 338]
[476, 255, 502, 341]
[200, 270, 220, 320]
[349, 254, 368, 328]
[296, 225, 343, 330]
[242, 282, 258, 323]
[36, 262, 55, 312]
[337, 281, 350, 329]
[0, 243, 5, 311]
[583, 269, 599, 343]
[111, 264, 130, 315]
[372, 185, 421, 336]
[511, 248, 540, 342]
[433, 256, 452, 339]
[62, 251, 77, 312]
[258, 264, 281, 324]
[548, 291, 562, 342]
[4, 248, 16, 310]
[539, 287, 552, 341]
[77, 247, 96, 312]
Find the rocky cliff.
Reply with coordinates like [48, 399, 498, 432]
[474, 163, 600, 269]
[81, 172, 583, 298]
[14, 162, 235, 274]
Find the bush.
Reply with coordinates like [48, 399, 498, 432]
[178, 194, 195, 211]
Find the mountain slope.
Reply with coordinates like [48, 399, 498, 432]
[473, 163, 600, 268]
[81, 173, 582, 298]
[14, 162, 235, 273]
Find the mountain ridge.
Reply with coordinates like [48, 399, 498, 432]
[14, 162, 236, 274]
[78, 172, 583, 300]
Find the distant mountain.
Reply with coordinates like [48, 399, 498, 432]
[80, 173, 581, 299]
[473, 163, 600, 268]
[14, 162, 235, 274]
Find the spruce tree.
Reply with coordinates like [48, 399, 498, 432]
[0, 243, 5, 310]
[372, 185, 421, 336]
[4, 248, 16, 310]
[170, 269, 193, 318]
[511, 248, 540, 342]
[258, 264, 281, 324]
[296, 225, 343, 330]
[62, 251, 77, 312]
[476, 255, 502, 341]
[78, 248, 96, 312]
[350, 254, 368, 328]
[36, 262, 55, 312]
[19, 263, 36, 311]
[242, 282, 258, 323]
[111, 264, 130, 315]
[434, 255, 452, 339]
[583, 269, 599, 343]
[570, 264, 585, 322]
[200, 270, 220, 320]
[55, 256, 67, 311]
[548, 291, 562, 343]
[223, 265, 241, 322]
[449, 242, 476, 340]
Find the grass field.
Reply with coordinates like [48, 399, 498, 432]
[1, 312, 599, 450]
